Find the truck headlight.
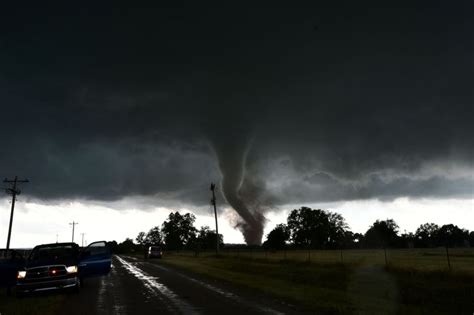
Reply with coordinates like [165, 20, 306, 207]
[66, 266, 78, 273]
[17, 271, 26, 279]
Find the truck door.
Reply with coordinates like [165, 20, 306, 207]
[0, 250, 25, 287]
[78, 241, 112, 278]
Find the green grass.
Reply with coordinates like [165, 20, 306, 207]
[161, 252, 474, 314]
[0, 289, 64, 315]
[176, 247, 474, 273]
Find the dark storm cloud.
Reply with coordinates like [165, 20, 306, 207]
[0, 2, 472, 240]
[270, 170, 474, 204]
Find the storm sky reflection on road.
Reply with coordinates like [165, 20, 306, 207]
[61, 256, 298, 315]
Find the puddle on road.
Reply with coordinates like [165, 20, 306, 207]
[97, 263, 127, 315]
[96, 276, 107, 312]
[116, 256, 200, 315]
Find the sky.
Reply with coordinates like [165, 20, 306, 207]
[0, 2, 472, 247]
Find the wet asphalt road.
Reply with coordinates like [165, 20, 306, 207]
[59, 255, 300, 315]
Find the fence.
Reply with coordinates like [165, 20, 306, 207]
[170, 247, 474, 273]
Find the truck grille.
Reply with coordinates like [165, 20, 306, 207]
[26, 265, 67, 279]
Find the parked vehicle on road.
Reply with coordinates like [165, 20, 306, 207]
[146, 246, 162, 259]
[13, 241, 111, 295]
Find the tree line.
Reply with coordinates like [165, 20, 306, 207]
[263, 207, 474, 250]
[109, 207, 474, 253]
[109, 211, 223, 253]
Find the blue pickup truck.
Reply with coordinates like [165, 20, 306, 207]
[0, 249, 26, 291]
[0, 241, 112, 295]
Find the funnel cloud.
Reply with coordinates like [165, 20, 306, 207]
[209, 132, 265, 245]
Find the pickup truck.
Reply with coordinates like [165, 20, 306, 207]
[1, 241, 111, 295]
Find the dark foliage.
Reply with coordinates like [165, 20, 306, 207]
[364, 219, 399, 248]
[162, 212, 198, 250]
[437, 224, 469, 247]
[145, 226, 163, 246]
[194, 226, 224, 251]
[135, 232, 146, 246]
[287, 207, 349, 249]
[115, 238, 140, 254]
[415, 223, 440, 247]
[106, 240, 118, 253]
[263, 224, 290, 250]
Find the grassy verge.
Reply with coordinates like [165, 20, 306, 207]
[0, 289, 64, 315]
[172, 248, 474, 273]
[161, 254, 474, 314]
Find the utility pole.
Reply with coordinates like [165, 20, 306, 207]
[210, 183, 219, 254]
[69, 221, 78, 243]
[81, 233, 85, 247]
[3, 176, 29, 250]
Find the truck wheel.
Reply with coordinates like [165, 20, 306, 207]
[73, 282, 80, 293]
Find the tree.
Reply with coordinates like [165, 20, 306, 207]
[351, 233, 364, 248]
[364, 219, 400, 248]
[116, 238, 137, 254]
[400, 231, 415, 248]
[327, 212, 349, 248]
[469, 231, 474, 247]
[107, 240, 118, 253]
[339, 230, 359, 249]
[415, 223, 439, 247]
[136, 231, 147, 246]
[196, 226, 223, 250]
[145, 226, 163, 245]
[437, 224, 468, 247]
[161, 212, 197, 250]
[263, 224, 290, 250]
[287, 207, 349, 249]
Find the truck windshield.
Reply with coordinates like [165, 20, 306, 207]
[28, 245, 77, 262]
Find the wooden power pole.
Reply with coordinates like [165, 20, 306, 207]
[69, 221, 78, 243]
[3, 176, 29, 250]
[210, 183, 219, 254]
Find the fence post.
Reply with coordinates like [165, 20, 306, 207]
[445, 246, 451, 271]
[383, 247, 388, 267]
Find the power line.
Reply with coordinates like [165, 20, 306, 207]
[3, 176, 29, 250]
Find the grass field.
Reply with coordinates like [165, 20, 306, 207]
[177, 247, 474, 273]
[0, 289, 63, 315]
[162, 248, 474, 314]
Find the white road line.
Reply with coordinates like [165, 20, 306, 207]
[116, 255, 200, 315]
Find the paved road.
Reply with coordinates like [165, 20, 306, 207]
[58, 255, 301, 315]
